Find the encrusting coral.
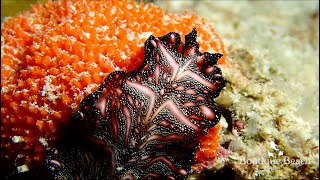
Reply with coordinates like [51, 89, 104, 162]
[1, 0, 225, 173]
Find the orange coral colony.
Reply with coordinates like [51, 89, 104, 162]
[1, 0, 226, 171]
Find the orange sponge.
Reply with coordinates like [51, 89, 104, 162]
[1, 0, 225, 169]
[195, 124, 221, 163]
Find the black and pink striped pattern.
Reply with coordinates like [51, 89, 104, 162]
[46, 28, 226, 179]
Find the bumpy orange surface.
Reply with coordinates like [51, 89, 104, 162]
[195, 124, 221, 163]
[1, 0, 225, 170]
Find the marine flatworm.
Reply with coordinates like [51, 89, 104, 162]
[46, 28, 226, 179]
[1, 1, 226, 171]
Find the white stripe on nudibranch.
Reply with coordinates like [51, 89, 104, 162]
[123, 106, 132, 147]
[126, 80, 156, 124]
[157, 40, 180, 82]
[149, 99, 200, 132]
[176, 70, 216, 90]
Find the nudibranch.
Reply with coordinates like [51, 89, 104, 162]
[46, 28, 226, 179]
[1, 0, 226, 172]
